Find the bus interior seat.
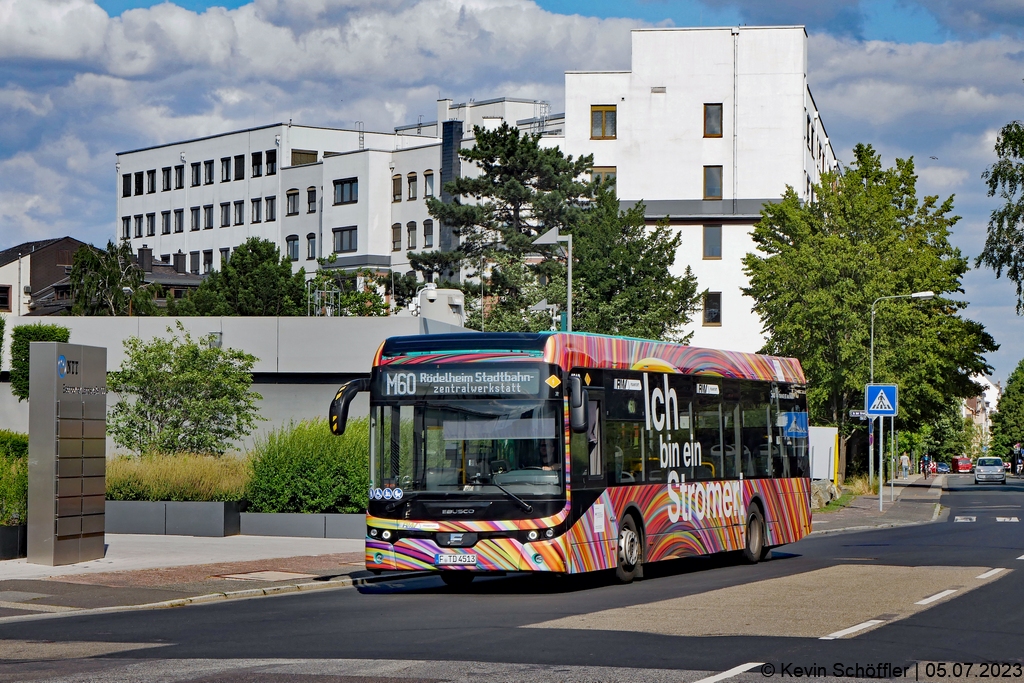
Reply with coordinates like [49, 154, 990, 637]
[694, 464, 714, 480]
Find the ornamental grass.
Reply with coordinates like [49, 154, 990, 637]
[106, 452, 249, 502]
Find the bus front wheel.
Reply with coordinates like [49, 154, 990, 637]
[743, 508, 766, 564]
[615, 515, 642, 583]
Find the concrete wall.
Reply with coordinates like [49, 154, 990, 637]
[0, 315, 466, 453]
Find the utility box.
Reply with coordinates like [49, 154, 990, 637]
[27, 342, 107, 566]
[809, 426, 839, 482]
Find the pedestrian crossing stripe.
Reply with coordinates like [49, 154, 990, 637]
[997, 517, 1020, 522]
[869, 391, 894, 413]
[955, 516, 976, 522]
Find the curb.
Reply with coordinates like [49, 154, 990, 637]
[809, 502, 942, 537]
[0, 570, 435, 626]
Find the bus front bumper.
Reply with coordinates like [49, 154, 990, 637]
[366, 536, 568, 573]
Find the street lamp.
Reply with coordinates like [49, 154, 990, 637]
[533, 227, 573, 332]
[122, 286, 134, 317]
[868, 290, 934, 509]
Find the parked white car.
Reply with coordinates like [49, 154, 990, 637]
[974, 457, 1006, 485]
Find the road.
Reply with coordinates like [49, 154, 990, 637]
[2, 474, 1023, 682]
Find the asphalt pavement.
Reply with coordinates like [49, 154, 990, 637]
[1, 473, 1022, 682]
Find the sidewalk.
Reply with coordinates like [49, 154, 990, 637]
[811, 473, 946, 535]
[0, 534, 398, 622]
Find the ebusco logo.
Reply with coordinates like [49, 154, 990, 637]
[385, 372, 417, 396]
[56, 355, 78, 378]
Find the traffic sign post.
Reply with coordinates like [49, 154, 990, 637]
[866, 384, 898, 512]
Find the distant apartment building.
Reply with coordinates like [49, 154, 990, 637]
[0, 237, 86, 315]
[115, 26, 835, 351]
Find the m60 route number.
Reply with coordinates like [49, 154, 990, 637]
[385, 373, 417, 396]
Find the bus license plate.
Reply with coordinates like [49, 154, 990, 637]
[435, 553, 477, 566]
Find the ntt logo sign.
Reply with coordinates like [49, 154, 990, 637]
[56, 355, 79, 378]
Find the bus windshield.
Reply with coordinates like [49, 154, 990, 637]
[371, 399, 564, 497]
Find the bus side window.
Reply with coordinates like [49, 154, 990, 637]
[606, 420, 642, 484]
[694, 397, 721, 481]
[571, 399, 603, 486]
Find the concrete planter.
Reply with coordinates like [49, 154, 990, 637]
[0, 524, 27, 560]
[105, 501, 241, 537]
[240, 513, 364, 539]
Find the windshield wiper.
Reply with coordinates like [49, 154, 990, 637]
[491, 480, 533, 513]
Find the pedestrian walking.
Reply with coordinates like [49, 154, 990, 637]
[900, 452, 910, 480]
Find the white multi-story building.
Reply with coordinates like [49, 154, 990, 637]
[115, 27, 835, 351]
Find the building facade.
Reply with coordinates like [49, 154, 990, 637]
[0, 237, 86, 316]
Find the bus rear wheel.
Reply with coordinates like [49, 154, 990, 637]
[615, 515, 642, 583]
[440, 572, 474, 588]
[743, 508, 765, 564]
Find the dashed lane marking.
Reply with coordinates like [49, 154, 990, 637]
[955, 516, 977, 522]
[996, 517, 1019, 522]
[691, 662, 765, 683]
[820, 619, 886, 640]
[915, 589, 958, 605]
[977, 568, 1007, 579]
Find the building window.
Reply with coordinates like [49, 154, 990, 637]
[122, 174, 131, 198]
[307, 233, 316, 260]
[286, 235, 299, 261]
[146, 213, 155, 236]
[703, 165, 723, 200]
[266, 149, 277, 175]
[591, 105, 616, 139]
[220, 247, 229, 267]
[407, 173, 417, 200]
[161, 211, 171, 235]
[591, 166, 616, 184]
[265, 196, 276, 221]
[424, 171, 434, 197]
[251, 198, 262, 223]
[704, 103, 723, 138]
[134, 171, 144, 195]
[204, 205, 214, 229]
[190, 251, 200, 274]
[0, 285, 11, 312]
[162, 167, 171, 191]
[134, 215, 143, 238]
[221, 157, 231, 182]
[703, 225, 722, 259]
[291, 149, 318, 166]
[333, 226, 357, 253]
[191, 162, 201, 187]
[423, 219, 433, 248]
[234, 155, 245, 181]
[703, 292, 722, 326]
[174, 164, 184, 189]
[286, 191, 299, 216]
[307, 187, 317, 213]
[220, 203, 231, 227]
[190, 206, 200, 231]
[122, 216, 131, 239]
[234, 201, 244, 225]
[334, 177, 358, 204]
[174, 209, 184, 233]
[203, 249, 213, 274]
[406, 222, 417, 249]
[392, 175, 402, 202]
[146, 169, 156, 193]
[203, 160, 214, 184]
[392, 223, 402, 251]
[252, 151, 262, 177]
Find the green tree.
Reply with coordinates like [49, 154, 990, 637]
[571, 186, 702, 341]
[172, 238, 305, 316]
[743, 144, 996, 477]
[424, 122, 593, 330]
[921, 400, 971, 463]
[978, 121, 1024, 313]
[992, 357, 1024, 457]
[9, 323, 70, 401]
[107, 322, 263, 455]
[306, 263, 390, 317]
[70, 241, 158, 316]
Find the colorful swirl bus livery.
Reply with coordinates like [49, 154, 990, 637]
[329, 332, 811, 585]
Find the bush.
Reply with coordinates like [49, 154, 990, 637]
[0, 430, 28, 526]
[106, 453, 249, 502]
[10, 323, 71, 401]
[245, 418, 369, 514]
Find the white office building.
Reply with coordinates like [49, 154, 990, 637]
[114, 26, 835, 351]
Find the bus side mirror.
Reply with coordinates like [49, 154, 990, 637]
[569, 375, 588, 434]
[329, 378, 371, 435]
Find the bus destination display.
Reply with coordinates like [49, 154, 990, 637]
[381, 368, 542, 397]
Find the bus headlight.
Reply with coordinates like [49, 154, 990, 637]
[369, 528, 378, 538]
[527, 530, 539, 541]
[381, 530, 392, 541]
[545, 528, 554, 538]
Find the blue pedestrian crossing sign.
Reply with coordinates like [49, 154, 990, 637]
[865, 384, 898, 416]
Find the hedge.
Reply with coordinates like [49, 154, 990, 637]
[0, 430, 28, 526]
[10, 323, 71, 401]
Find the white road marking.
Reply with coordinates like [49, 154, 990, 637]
[0, 601, 78, 613]
[819, 619, 885, 640]
[976, 568, 1007, 579]
[915, 589, 958, 605]
[692, 662, 765, 683]
[996, 517, 1019, 522]
[955, 516, 976, 522]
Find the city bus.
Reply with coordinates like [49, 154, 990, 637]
[329, 332, 811, 585]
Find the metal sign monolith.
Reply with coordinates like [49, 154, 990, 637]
[27, 342, 107, 566]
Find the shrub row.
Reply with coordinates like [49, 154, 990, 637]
[106, 452, 249, 502]
[0, 430, 28, 526]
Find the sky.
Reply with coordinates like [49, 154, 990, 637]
[2, 0, 1023, 384]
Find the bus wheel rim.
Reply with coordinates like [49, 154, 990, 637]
[619, 527, 639, 567]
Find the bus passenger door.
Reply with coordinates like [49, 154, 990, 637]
[569, 391, 615, 572]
